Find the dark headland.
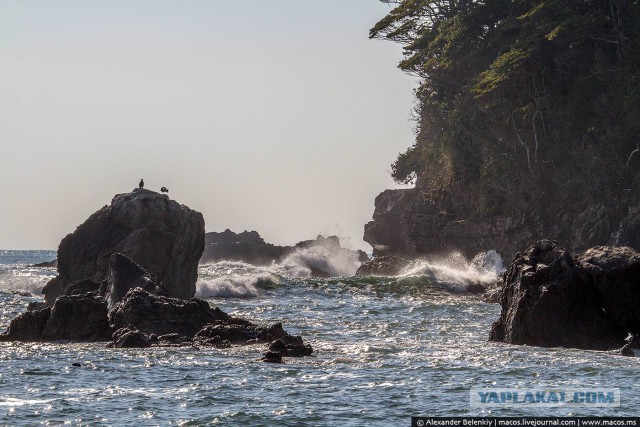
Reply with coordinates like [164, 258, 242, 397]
[360, 1, 640, 355]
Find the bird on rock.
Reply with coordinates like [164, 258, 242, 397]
[161, 187, 169, 193]
[139, 179, 144, 189]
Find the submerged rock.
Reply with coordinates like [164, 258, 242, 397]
[489, 240, 627, 350]
[30, 259, 57, 268]
[109, 327, 151, 348]
[42, 188, 204, 305]
[355, 255, 410, 276]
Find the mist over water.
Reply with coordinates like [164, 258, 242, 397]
[0, 250, 638, 425]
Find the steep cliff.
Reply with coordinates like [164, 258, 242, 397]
[366, 0, 640, 260]
[364, 184, 640, 260]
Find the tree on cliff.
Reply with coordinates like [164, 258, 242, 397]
[372, 0, 640, 213]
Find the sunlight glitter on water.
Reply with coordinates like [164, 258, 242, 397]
[0, 251, 637, 425]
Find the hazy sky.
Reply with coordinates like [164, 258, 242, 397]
[0, 1, 416, 251]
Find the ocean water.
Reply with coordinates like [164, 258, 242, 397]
[0, 249, 638, 426]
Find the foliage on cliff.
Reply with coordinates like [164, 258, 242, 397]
[372, 0, 640, 213]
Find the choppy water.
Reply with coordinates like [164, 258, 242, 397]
[0, 249, 638, 426]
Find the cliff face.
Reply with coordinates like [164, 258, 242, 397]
[364, 186, 640, 260]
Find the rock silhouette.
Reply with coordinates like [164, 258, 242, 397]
[42, 188, 204, 305]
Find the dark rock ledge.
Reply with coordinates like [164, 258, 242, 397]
[1, 287, 312, 363]
[489, 240, 640, 356]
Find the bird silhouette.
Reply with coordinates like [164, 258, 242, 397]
[139, 179, 144, 189]
[161, 187, 169, 193]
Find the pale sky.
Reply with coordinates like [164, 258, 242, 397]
[0, 1, 416, 251]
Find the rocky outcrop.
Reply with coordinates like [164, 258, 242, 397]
[489, 241, 629, 351]
[202, 230, 368, 266]
[107, 289, 314, 360]
[0, 307, 51, 341]
[201, 229, 287, 265]
[108, 288, 227, 337]
[42, 188, 205, 305]
[364, 187, 639, 261]
[1, 294, 111, 342]
[2, 288, 313, 361]
[42, 294, 112, 341]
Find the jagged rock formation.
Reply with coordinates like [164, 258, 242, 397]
[42, 188, 205, 305]
[489, 240, 637, 352]
[1, 288, 313, 362]
[364, 187, 640, 261]
[106, 253, 167, 307]
[1, 294, 111, 342]
[108, 288, 226, 337]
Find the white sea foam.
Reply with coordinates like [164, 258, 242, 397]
[196, 276, 263, 298]
[278, 244, 361, 278]
[0, 268, 54, 295]
[0, 397, 54, 407]
[196, 261, 279, 298]
[399, 250, 504, 290]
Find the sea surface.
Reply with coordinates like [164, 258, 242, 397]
[0, 249, 638, 426]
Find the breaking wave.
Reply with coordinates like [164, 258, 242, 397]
[398, 250, 504, 291]
[0, 267, 55, 295]
[196, 261, 280, 299]
[277, 244, 361, 278]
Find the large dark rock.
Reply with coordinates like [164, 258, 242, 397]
[42, 188, 205, 305]
[1, 287, 314, 361]
[489, 240, 627, 350]
[577, 246, 640, 333]
[108, 288, 228, 337]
